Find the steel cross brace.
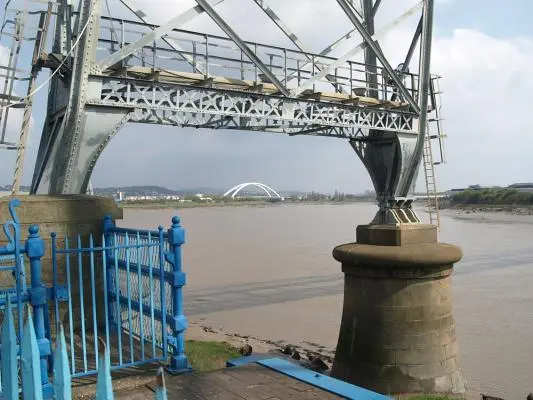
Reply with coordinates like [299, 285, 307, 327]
[290, 1, 422, 97]
[250, 0, 344, 93]
[336, 0, 420, 113]
[97, 0, 223, 72]
[194, 0, 290, 97]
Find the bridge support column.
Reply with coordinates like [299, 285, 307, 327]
[33, 105, 130, 194]
[31, 0, 132, 195]
[330, 224, 467, 395]
[350, 132, 422, 225]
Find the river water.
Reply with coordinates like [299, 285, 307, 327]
[121, 203, 533, 399]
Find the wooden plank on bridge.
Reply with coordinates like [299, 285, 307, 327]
[131, 363, 343, 400]
[110, 66, 409, 109]
[113, 357, 390, 400]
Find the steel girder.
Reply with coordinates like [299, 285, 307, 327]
[84, 76, 416, 135]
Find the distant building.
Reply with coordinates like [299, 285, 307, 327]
[508, 183, 533, 192]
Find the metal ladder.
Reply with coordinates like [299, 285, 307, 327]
[423, 76, 446, 228]
[0, 1, 51, 194]
[423, 124, 440, 227]
[0, 2, 28, 150]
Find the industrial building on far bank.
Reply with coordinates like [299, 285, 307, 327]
[449, 183, 533, 194]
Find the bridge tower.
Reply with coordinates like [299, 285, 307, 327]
[1, 0, 464, 394]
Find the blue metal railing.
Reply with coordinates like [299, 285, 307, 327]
[0, 301, 169, 399]
[0, 198, 190, 397]
[0, 199, 26, 344]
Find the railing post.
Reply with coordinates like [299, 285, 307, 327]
[166, 216, 190, 373]
[102, 215, 115, 330]
[24, 224, 52, 396]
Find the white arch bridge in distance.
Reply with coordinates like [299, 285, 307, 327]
[223, 182, 283, 200]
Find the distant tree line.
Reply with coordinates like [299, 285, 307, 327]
[450, 188, 533, 206]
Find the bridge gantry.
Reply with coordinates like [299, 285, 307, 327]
[0, 0, 445, 225]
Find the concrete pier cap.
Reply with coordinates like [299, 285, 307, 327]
[331, 223, 467, 395]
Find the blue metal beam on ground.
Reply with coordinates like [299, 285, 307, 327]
[226, 354, 274, 367]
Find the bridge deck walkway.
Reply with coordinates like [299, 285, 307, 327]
[108, 66, 410, 110]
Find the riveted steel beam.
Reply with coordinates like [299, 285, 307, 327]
[362, 0, 378, 99]
[398, 0, 435, 196]
[86, 76, 416, 134]
[371, 0, 382, 17]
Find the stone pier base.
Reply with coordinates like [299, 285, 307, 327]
[330, 224, 467, 394]
[0, 195, 123, 331]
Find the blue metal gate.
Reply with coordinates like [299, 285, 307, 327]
[50, 216, 190, 378]
[0, 198, 190, 395]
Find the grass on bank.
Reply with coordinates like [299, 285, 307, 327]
[185, 340, 241, 372]
[449, 187, 533, 206]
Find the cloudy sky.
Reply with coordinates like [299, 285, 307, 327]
[1, 0, 532, 193]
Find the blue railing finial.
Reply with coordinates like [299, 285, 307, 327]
[25, 225, 44, 259]
[171, 216, 181, 226]
[28, 224, 39, 237]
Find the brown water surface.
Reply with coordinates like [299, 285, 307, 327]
[121, 203, 533, 399]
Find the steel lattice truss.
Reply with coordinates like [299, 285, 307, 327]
[88, 78, 415, 135]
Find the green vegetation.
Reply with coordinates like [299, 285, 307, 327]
[185, 340, 240, 372]
[449, 188, 533, 206]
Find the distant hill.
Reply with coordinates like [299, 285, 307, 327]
[94, 185, 225, 196]
[95, 185, 179, 196]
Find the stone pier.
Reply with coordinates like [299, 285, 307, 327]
[330, 224, 467, 394]
[0, 195, 123, 331]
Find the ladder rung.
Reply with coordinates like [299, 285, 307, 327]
[0, 93, 22, 102]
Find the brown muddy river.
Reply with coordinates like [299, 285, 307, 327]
[120, 202, 533, 399]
